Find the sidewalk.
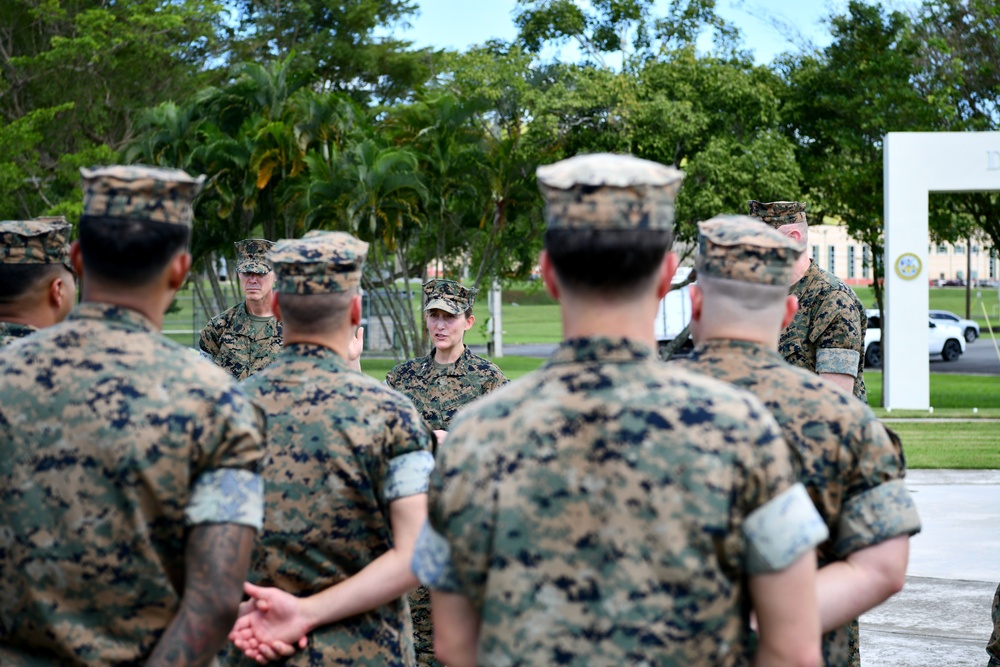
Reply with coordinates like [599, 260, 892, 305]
[860, 470, 1000, 666]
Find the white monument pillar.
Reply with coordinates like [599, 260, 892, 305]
[883, 132, 1000, 409]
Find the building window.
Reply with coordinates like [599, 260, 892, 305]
[812, 245, 820, 263]
[937, 244, 948, 254]
[972, 246, 980, 254]
[828, 246, 835, 273]
[956, 245, 966, 255]
[848, 246, 855, 279]
[862, 246, 870, 279]
[990, 253, 996, 279]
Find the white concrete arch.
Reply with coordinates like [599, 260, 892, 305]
[883, 132, 1000, 409]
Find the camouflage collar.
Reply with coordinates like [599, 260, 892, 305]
[0, 321, 38, 340]
[791, 259, 821, 294]
[281, 342, 350, 369]
[69, 302, 158, 333]
[546, 337, 653, 367]
[693, 338, 784, 364]
[421, 345, 474, 375]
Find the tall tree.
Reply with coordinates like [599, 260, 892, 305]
[225, 0, 437, 103]
[0, 0, 227, 219]
[914, 0, 1000, 292]
[780, 1, 939, 317]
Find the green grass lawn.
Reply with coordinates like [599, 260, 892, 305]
[890, 422, 1000, 469]
[865, 371, 1000, 411]
[361, 355, 546, 383]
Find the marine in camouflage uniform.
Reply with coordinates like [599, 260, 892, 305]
[412, 154, 829, 667]
[0, 166, 265, 665]
[386, 279, 507, 666]
[200, 238, 283, 380]
[988, 588, 1000, 666]
[748, 200, 868, 402]
[226, 231, 434, 667]
[673, 216, 921, 667]
[387, 279, 508, 432]
[0, 217, 76, 347]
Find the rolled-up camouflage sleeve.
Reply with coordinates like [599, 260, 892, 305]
[833, 420, 921, 557]
[424, 416, 496, 609]
[811, 291, 865, 377]
[737, 402, 828, 575]
[183, 378, 266, 528]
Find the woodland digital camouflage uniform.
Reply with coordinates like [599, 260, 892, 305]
[0, 306, 266, 666]
[747, 200, 868, 401]
[199, 303, 283, 379]
[0, 321, 36, 347]
[386, 346, 508, 431]
[386, 279, 508, 432]
[0, 217, 73, 348]
[412, 154, 829, 666]
[200, 239, 283, 380]
[674, 216, 921, 666]
[0, 165, 265, 665]
[386, 279, 507, 666]
[415, 338, 828, 666]
[228, 231, 435, 667]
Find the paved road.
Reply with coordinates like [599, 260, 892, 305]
[931, 337, 1000, 375]
[474, 339, 1000, 376]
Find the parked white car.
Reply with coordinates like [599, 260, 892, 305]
[864, 310, 966, 368]
[928, 309, 980, 342]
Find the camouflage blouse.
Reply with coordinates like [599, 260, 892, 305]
[199, 301, 282, 380]
[676, 338, 921, 667]
[231, 343, 435, 667]
[781, 260, 868, 401]
[385, 345, 508, 432]
[0, 321, 37, 348]
[415, 337, 827, 667]
[0, 302, 265, 665]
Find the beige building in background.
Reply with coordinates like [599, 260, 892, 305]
[806, 224, 999, 287]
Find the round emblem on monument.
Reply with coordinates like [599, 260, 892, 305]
[894, 252, 922, 281]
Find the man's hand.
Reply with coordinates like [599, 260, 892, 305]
[229, 582, 310, 663]
[348, 326, 365, 371]
[433, 430, 448, 445]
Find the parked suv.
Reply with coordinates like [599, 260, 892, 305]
[864, 310, 966, 368]
[928, 310, 980, 343]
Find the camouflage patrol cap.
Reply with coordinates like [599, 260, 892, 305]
[270, 230, 368, 294]
[747, 200, 807, 228]
[423, 279, 478, 315]
[235, 239, 275, 274]
[0, 217, 72, 266]
[81, 165, 205, 227]
[537, 153, 684, 231]
[695, 215, 803, 286]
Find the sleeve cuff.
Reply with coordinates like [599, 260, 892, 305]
[412, 521, 462, 592]
[834, 479, 922, 557]
[744, 482, 829, 575]
[185, 468, 264, 530]
[816, 348, 861, 377]
[384, 450, 435, 502]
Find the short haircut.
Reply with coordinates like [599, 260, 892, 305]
[696, 275, 789, 330]
[544, 228, 673, 298]
[78, 215, 190, 285]
[0, 264, 68, 303]
[277, 289, 355, 334]
[779, 221, 809, 248]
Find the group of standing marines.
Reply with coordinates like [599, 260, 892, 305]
[0, 151, 984, 666]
